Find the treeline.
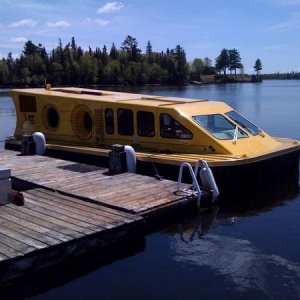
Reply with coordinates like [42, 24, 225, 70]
[0, 35, 264, 87]
[261, 72, 300, 80]
[0, 36, 193, 87]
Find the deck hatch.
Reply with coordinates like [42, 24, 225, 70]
[57, 163, 104, 173]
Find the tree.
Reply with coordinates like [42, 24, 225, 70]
[190, 58, 204, 81]
[146, 41, 154, 64]
[79, 54, 98, 85]
[103, 60, 121, 84]
[110, 43, 118, 60]
[121, 35, 141, 62]
[0, 35, 195, 87]
[146, 41, 152, 55]
[228, 49, 243, 79]
[215, 49, 229, 75]
[102, 45, 108, 65]
[203, 57, 215, 75]
[172, 45, 188, 84]
[22, 40, 38, 56]
[0, 59, 9, 85]
[254, 58, 262, 76]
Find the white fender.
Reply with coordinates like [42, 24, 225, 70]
[33, 132, 46, 155]
[199, 161, 219, 199]
[124, 145, 136, 173]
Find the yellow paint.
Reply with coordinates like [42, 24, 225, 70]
[9, 87, 300, 167]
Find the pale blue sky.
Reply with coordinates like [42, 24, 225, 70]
[1, 0, 300, 73]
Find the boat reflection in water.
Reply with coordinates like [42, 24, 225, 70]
[171, 174, 300, 298]
[177, 173, 299, 240]
[178, 204, 219, 242]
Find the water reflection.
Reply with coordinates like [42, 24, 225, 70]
[172, 180, 300, 298]
[178, 204, 219, 242]
[0, 94, 16, 152]
[172, 232, 300, 298]
[0, 237, 146, 299]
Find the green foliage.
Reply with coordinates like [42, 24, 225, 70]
[0, 36, 193, 87]
[254, 58, 262, 75]
[215, 49, 229, 75]
[0, 36, 264, 87]
[0, 59, 9, 84]
[190, 58, 204, 81]
[215, 48, 243, 80]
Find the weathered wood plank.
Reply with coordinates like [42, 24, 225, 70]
[0, 241, 23, 259]
[0, 149, 194, 283]
[27, 188, 139, 222]
[23, 195, 114, 230]
[0, 216, 61, 246]
[0, 223, 48, 249]
[0, 150, 192, 216]
[0, 206, 83, 239]
[0, 232, 36, 254]
[0, 209, 72, 242]
[24, 190, 129, 226]
[5, 203, 96, 236]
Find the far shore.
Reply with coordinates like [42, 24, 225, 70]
[2, 75, 300, 90]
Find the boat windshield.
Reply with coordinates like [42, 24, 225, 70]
[225, 110, 261, 136]
[192, 114, 248, 140]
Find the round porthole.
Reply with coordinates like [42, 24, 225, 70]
[71, 105, 93, 140]
[42, 104, 59, 131]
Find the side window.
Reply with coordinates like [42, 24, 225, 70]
[137, 111, 155, 137]
[118, 109, 134, 136]
[105, 109, 114, 134]
[19, 95, 37, 112]
[160, 114, 192, 139]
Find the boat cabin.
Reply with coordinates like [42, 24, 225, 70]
[10, 87, 279, 156]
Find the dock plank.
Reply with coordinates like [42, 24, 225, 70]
[0, 209, 73, 243]
[0, 217, 61, 246]
[28, 189, 137, 223]
[0, 223, 48, 249]
[0, 149, 195, 283]
[0, 242, 23, 259]
[0, 232, 36, 254]
[24, 191, 127, 227]
[0, 150, 194, 215]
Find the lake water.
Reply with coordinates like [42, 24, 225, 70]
[1, 80, 300, 299]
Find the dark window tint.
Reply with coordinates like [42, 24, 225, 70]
[83, 112, 93, 132]
[137, 111, 155, 137]
[19, 95, 37, 112]
[118, 109, 134, 136]
[160, 114, 192, 139]
[225, 110, 261, 135]
[48, 107, 59, 128]
[105, 109, 114, 134]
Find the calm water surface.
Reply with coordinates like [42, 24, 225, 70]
[1, 80, 300, 299]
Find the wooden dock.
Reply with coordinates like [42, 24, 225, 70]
[0, 150, 196, 282]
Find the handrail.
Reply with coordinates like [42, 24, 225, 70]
[177, 162, 202, 206]
[194, 160, 205, 178]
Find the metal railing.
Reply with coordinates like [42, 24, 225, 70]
[177, 162, 202, 206]
[177, 160, 219, 206]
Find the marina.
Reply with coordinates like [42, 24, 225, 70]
[1, 81, 300, 299]
[0, 149, 196, 283]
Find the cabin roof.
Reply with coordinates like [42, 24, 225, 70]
[10, 87, 227, 113]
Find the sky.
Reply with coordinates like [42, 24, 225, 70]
[1, 0, 300, 73]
